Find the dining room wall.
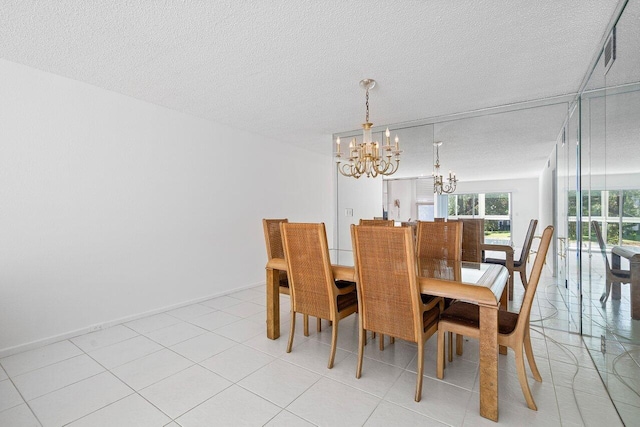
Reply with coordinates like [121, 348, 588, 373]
[0, 59, 334, 356]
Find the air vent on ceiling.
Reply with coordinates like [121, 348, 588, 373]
[604, 26, 616, 74]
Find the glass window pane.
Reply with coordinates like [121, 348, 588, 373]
[568, 221, 577, 242]
[622, 223, 640, 246]
[448, 195, 457, 216]
[485, 219, 511, 243]
[622, 190, 640, 218]
[584, 221, 597, 243]
[607, 222, 620, 245]
[485, 193, 509, 215]
[459, 194, 478, 216]
[568, 190, 577, 216]
[609, 191, 620, 217]
[587, 192, 602, 217]
[418, 204, 434, 221]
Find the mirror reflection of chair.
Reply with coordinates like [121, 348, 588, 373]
[484, 219, 538, 300]
[416, 220, 463, 262]
[451, 218, 485, 262]
[359, 219, 394, 226]
[351, 225, 442, 401]
[263, 218, 317, 335]
[437, 225, 554, 411]
[592, 220, 631, 304]
[280, 222, 358, 369]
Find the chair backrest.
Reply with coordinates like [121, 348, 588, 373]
[351, 225, 423, 342]
[416, 221, 462, 261]
[514, 225, 554, 333]
[280, 223, 335, 320]
[452, 218, 485, 262]
[359, 219, 394, 226]
[591, 220, 611, 270]
[262, 218, 288, 260]
[518, 219, 539, 265]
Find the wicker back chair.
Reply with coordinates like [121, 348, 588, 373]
[415, 220, 463, 359]
[416, 221, 463, 261]
[262, 218, 290, 293]
[437, 226, 554, 411]
[359, 219, 394, 226]
[592, 220, 631, 304]
[451, 218, 485, 262]
[351, 225, 442, 401]
[280, 222, 357, 368]
[263, 218, 324, 335]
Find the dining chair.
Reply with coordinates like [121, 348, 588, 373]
[359, 219, 394, 226]
[592, 220, 631, 304]
[262, 218, 316, 335]
[437, 225, 554, 411]
[351, 225, 442, 401]
[359, 217, 395, 346]
[483, 219, 538, 300]
[416, 220, 462, 360]
[451, 218, 485, 262]
[416, 220, 463, 261]
[280, 222, 358, 369]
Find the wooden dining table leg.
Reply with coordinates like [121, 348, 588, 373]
[266, 267, 280, 340]
[479, 304, 499, 422]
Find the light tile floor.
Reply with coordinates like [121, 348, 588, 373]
[0, 271, 637, 426]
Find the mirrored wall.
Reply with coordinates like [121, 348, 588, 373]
[333, 1, 639, 421]
[572, 0, 640, 421]
[334, 99, 570, 268]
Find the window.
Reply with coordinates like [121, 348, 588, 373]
[448, 192, 511, 244]
[417, 203, 435, 221]
[569, 189, 640, 247]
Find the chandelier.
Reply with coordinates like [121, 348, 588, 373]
[432, 141, 458, 194]
[334, 79, 402, 178]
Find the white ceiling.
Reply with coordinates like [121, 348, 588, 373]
[0, 1, 623, 180]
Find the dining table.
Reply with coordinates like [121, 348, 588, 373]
[611, 245, 640, 319]
[265, 253, 509, 421]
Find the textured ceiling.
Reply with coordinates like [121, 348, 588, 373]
[0, 1, 624, 180]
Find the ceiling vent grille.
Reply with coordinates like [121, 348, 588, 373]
[604, 27, 616, 74]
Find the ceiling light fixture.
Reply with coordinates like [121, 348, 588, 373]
[432, 141, 457, 194]
[335, 79, 402, 178]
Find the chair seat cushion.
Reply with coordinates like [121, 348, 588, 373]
[335, 280, 356, 289]
[279, 271, 289, 287]
[440, 302, 518, 335]
[423, 306, 440, 332]
[337, 291, 358, 312]
[484, 258, 523, 268]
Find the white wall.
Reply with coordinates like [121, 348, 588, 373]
[335, 173, 383, 258]
[0, 60, 334, 355]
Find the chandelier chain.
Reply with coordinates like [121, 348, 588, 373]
[365, 89, 370, 122]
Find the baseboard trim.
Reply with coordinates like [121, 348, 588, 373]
[0, 281, 265, 359]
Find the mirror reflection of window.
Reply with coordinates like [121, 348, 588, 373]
[448, 192, 512, 244]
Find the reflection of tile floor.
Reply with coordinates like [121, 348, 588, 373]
[0, 268, 635, 426]
[544, 251, 640, 427]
